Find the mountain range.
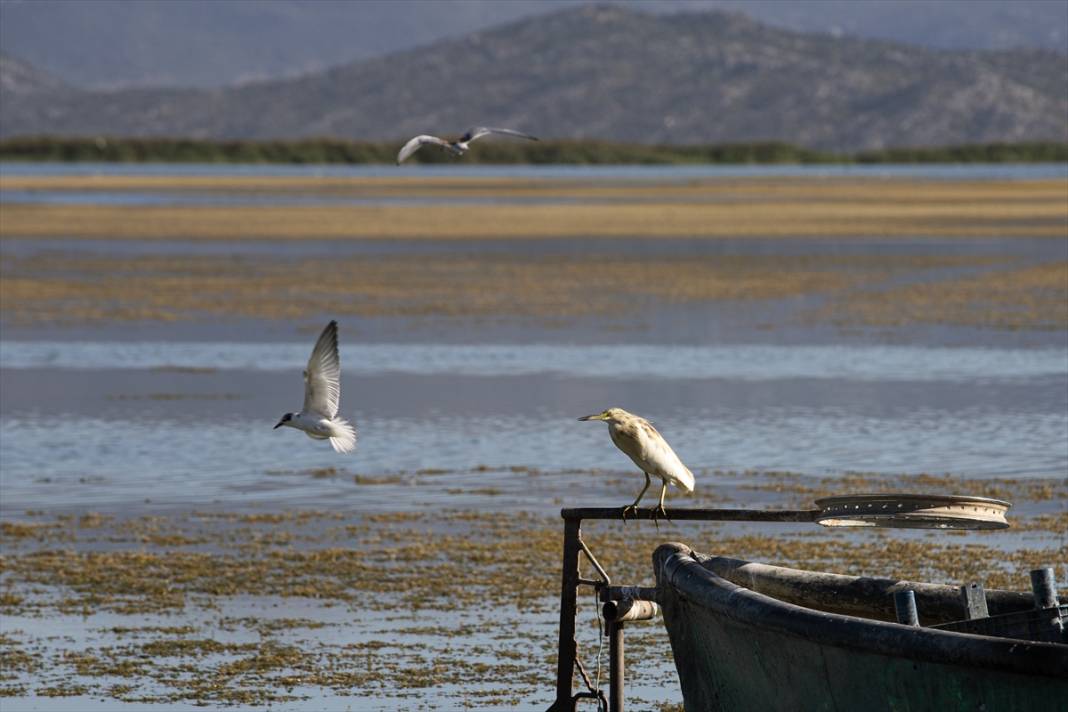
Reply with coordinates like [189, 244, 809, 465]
[1, 1, 1065, 89]
[1, 5, 1065, 151]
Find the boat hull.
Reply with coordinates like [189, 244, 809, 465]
[654, 543, 1068, 712]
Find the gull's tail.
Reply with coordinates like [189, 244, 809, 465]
[327, 418, 358, 454]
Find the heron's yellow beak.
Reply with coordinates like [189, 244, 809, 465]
[578, 412, 607, 422]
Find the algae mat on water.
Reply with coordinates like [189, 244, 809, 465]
[0, 252, 988, 325]
[0, 471, 1064, 708]
[1, 177, 1065, 239]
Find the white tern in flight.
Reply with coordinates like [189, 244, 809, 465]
[397, 126, 538, 164]
[274, 320, 357, 453]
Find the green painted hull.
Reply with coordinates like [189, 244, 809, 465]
[655, 544, 1068, 712]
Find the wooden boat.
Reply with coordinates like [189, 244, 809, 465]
[654, 543, 1068, 711]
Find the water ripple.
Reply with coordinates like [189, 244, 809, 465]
[3, 341, 1065, 383]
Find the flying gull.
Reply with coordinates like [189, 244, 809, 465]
[396, 126, 538, 164]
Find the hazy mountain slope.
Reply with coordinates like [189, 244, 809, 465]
[0, 0, 563, 89]
[2, 6, 1065, 150]
[0, 1, 1064, 89]
[0, 52, 71, 95]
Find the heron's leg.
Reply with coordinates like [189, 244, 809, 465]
[622, 472, 651, 521]
[654, 483, 669, 521]
[649, 482, 671, 530]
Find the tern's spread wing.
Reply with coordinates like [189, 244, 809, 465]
[461, 127, 539, 143]
[397, 135, 451, 164]
[303, 320, 342, 419]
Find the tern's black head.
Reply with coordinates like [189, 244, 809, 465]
[274, 413, 294, 429]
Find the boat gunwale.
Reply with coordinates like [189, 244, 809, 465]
[696, 553, 1036, 623]
[654, 542, 1068, 679]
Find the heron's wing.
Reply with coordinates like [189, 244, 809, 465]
[303, 320, 342, 419]
[396, 135, 450, 164]
[461, 127, 539, 143]
[609, 420, 650, 467]
[638, 420, 695, 492]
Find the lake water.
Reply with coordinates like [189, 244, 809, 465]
[1, 162, 1066, 711]
[3, 161, 1067, 179]
[1, 163, 1066, 515]
[1, 339, 1065, 512]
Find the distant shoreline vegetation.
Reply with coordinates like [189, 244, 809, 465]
[1, 137, 1066, 164]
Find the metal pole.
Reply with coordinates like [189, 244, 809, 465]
[608, 619, 624, 712]
[604, 586, 657, 603]
[604, 598, 659, 623]
[561, 507, 820, 523]
[1030, 568, 1059, 609]
[548, 507, 819, 710]
[894, 589, 920, 626]
[549, 516, 582, 712]
[959, 582, 989, 620]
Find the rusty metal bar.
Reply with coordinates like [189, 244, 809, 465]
[563, 507, 820, 523]
[608, 619, 624, 712]
[603, 585, 657, 603]
[550, 517, 582, 712]
[549, 506, 822, 712]
[573, 656, 604, 709]
[604, 598, 660, 623]
[579, 537, 611, 587]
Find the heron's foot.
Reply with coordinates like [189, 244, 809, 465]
[621, 504, 640, 522]
[650, 503, 669, 530]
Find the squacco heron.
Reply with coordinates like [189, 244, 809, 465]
[579, 407, 695, 520]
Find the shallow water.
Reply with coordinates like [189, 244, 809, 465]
[1, 339, 1065, 512]
[4, 233, 1062, 263]
[1, 163, 1065, 710]
[3, 161, 1066, 180]
[4, 340, 1065, 380]
[0, 189, 587, 208]
[0, 595, 584, 711]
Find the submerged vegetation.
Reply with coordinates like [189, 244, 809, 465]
[0, 470, 1064, 705]
[1, 136, 1066, 164]
[2, 176, 1064, 330]
[2, 176, 1064, 243]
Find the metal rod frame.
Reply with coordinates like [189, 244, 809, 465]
[547, 506, 820, 711]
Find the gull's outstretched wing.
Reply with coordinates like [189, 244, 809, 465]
[461, 127, 539, 143]
[303, 320, 342, 419]
[396, 135, 451, 164]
